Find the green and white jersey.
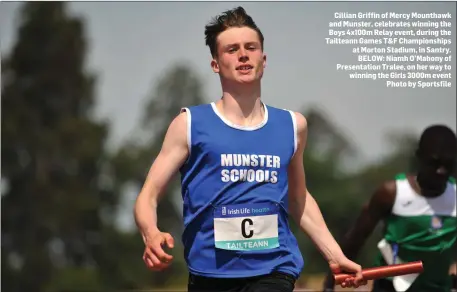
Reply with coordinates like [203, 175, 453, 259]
[375, 173, 457, 292]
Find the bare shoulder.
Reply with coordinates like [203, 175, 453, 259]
[370, 179, 397, 214]
[290, 111, 308, 148]
[173, 109, 188, 127]
[169, 110, 188, 134]
[376, 180, 396, 198]
[380, 179, 397, 194]
[291, 111, 308, 133]
[163, 110, 189, 148]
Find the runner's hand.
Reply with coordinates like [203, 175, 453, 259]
[328, 255, 367, 288]
[143, 231, 174, 271]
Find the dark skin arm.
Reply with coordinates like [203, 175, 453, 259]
[323, 180, 396, 291]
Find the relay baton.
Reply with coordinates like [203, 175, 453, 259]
[334, 261, 424, 285]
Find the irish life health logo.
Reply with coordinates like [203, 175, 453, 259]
[430, 215, 443, 233]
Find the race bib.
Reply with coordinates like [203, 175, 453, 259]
[213, 203, 279, 251]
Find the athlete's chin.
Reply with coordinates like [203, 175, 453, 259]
[420, 181, 447, 196]
[234, 75, 261, 84]
[237, 79, 257, 84]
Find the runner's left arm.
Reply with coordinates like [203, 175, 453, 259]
[287, 112, 345, 263]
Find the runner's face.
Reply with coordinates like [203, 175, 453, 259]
[417, 150, 456, 195]
[211, 27, 266, 84]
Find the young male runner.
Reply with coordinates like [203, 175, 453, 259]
[323, 125, 457, 292]
[134, 7, 365, 292]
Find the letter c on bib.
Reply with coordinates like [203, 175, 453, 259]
[241, 218, 254, 238]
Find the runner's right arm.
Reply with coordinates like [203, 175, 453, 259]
[134, 110, 189, 244]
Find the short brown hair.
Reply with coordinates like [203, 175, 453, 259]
[204, 7, 264, 58]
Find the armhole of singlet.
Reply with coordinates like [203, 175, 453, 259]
[180, 107, 191, 164]
[452, 183, 457, 217]
[391, 174, 406, 215]
[287, 110, 298, 156]
[391, 178, 402, 215]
